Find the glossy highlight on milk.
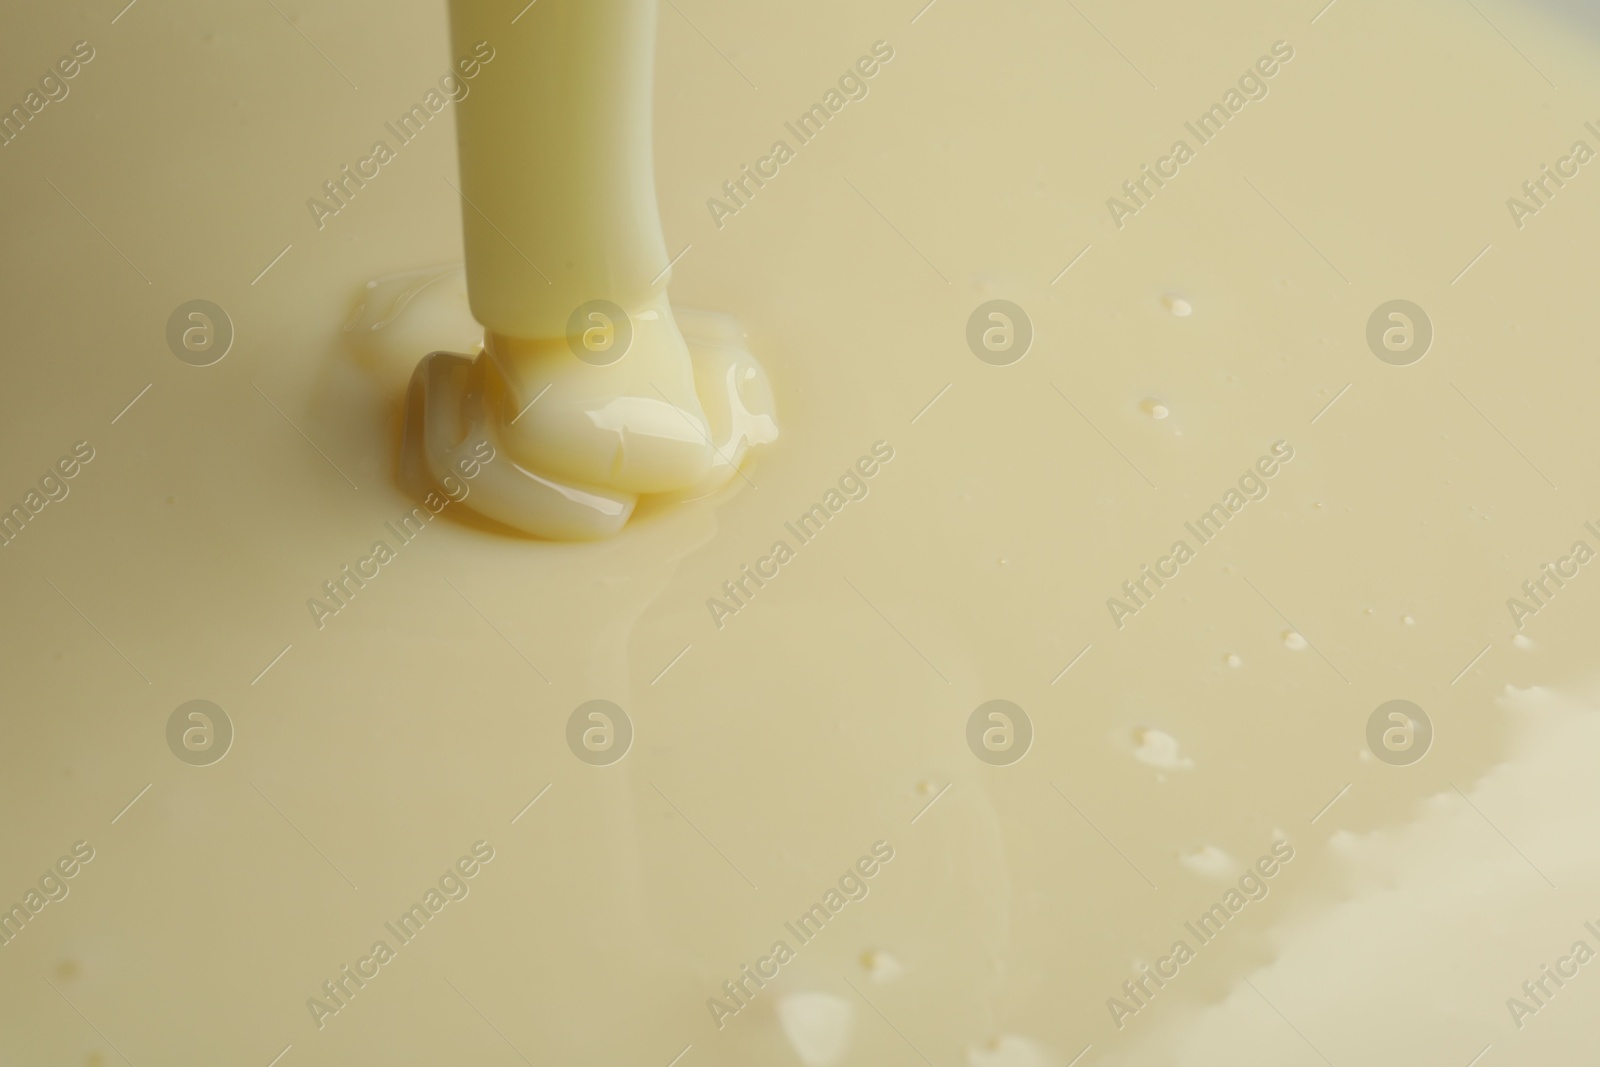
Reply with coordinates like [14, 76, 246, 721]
[396, 1, 777, 538]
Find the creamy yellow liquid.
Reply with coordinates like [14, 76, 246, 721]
[4, 0, 1600, 1064]
[402, 0, 778, 538]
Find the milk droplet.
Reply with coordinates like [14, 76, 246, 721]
[776, 993, 854, 1067]
[1141, 398, 1170, 419]
[967, 1035, 1055, 1067]
[1513, 634, 1533, 649]
[1224, 653, 1242, 668]
[1283, 631, 1308, 650]
[1402, 615, 1416, 626]
[861, 949, 905, 983]
[1163, 294, 1193, 317]
[1132, 727, 1194, 771]
[1180, 844, 1238, 879]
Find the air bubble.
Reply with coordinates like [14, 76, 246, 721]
[861, 949, 905, 983]
[1180, 844, 1238, 879]
[1132, 727, 1194, 771]
[777, 993, 854, 1067]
